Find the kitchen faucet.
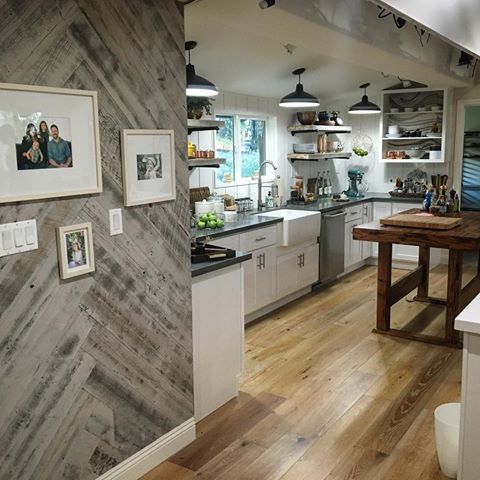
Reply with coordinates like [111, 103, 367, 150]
[257, 160, 278, 211]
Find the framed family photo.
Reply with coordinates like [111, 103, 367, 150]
[0, 83, 102, 203]
[56, 222, 95, 280]
[121, 129, 176, 206]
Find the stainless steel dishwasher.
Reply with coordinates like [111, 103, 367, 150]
[319, 209, 346, 283]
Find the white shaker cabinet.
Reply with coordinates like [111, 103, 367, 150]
[276, 243, 319, 299]
[244, 245, 277, 314]
[344, 206, 363, 269]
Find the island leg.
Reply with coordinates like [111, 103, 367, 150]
[376, 242, 392, 331]
[446, 249, 463, 346]
[417, 246, 430, 299]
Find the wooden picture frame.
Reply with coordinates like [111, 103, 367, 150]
[0, 82, 102, 204]
[56, 222, 95, 280]
[121, 129, 176, 206]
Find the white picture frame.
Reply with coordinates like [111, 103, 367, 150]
[121, 129, 176, 206]
[56, 222, 95, 280]
[0, 82, 102, 204]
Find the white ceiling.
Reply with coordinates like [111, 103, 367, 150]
[185, 0, 471, 102]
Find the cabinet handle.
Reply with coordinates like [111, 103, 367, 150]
[257, 254, 262, 270]
[255, 236, 267, 242]
[301, 253, 305, 267]
[261, 253, 266, 269]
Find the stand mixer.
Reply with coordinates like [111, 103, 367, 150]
[345, 167, 367, 198]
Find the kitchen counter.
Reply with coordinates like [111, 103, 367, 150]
[194, 214, 282, 241]
[191, 251, 252, 277]
[193, 193, 422, 241]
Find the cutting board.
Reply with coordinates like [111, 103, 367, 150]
[380, 211, 462, 230]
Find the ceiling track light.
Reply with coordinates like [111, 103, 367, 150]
[259, 0, 275, 9]
[279, 68, 320, 109]
[185, 41, 218, 98]
[348, 83, 381, 115]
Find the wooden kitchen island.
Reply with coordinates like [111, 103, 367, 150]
[353, 211, 480, 347]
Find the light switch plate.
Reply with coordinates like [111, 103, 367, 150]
[109, 208, 123, 236]
[0, 219, 38, 257]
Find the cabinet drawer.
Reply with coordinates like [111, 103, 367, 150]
[239, 226, 277, 252]
[345, 206, 362, 222]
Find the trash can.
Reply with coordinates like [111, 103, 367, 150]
[434, 403, 461, 478]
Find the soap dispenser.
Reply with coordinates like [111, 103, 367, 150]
[266, 191, 274, 208]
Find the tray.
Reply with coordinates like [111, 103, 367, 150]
[191, 244, 236, 263]
[389, 191, 425, 199]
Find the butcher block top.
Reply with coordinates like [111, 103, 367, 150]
[380, 210, 462, 230]
[353, 210, 480, 251]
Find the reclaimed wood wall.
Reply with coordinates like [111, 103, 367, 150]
[0, 1, 192, 479]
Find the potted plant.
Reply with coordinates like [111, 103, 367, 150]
[187, 97, 213, 120]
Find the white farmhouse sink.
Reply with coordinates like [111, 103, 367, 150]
[256, 209, 321, 247]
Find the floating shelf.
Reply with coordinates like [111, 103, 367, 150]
[187, 158, 226, 170]
[383, 111, 443, 116]
[380, 159, 443, 164]
[188, 119, 225, 135]
[288, 124, 352, 136]
[382, 137, 442, 141]
[287, 152, 352, 162]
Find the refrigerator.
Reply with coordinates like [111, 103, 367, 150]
[461, 131, 480, 211]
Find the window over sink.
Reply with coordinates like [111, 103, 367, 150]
[214, 114, 275, 186]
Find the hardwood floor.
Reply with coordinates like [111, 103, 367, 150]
[142, 263, 472, 480]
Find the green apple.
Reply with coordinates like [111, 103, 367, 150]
[196, 220, 206, 230]
[216, 219, 224, 228]
[199, 214, 208, 222]
[207, 220, 217, 229]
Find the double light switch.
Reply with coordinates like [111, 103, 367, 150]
[0, 220, 38, 257]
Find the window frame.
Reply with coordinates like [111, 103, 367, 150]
[214, 112, 276, 188]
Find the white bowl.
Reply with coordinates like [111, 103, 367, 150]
[386, 133, 402, 138]
[430, 105, 442, 111]
[417, 107, 427, 112]
[390, 108, 400, 113]
[404, 107, 415, 112]
[426, 132, 442, 138]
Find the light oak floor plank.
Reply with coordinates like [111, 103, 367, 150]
[142, 264, 470, 480]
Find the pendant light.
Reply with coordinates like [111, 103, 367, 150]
[185, 41, 218, 97]
[279, 68, 319, 108]
[348, 83, 381, 115]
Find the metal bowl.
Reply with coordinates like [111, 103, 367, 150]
[296, 111, 317, 125]
[405, 148, 425, 159]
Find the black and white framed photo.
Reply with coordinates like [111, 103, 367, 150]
[121, 129, 176, 206]
[0, 83, 102, 203]
[56, 222, 95, 280]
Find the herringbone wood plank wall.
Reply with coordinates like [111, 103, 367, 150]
[0, 1, 191, 478]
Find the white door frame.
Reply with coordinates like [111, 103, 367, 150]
[453, 98, 480, 197]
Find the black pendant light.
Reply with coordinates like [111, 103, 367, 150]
[185, 41, 218, 97]
[348, 83, 381, 115]
[279, 68, 319, 108]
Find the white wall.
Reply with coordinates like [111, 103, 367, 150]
[190, 87, 466, 207]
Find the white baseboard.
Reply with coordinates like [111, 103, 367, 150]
[97, 418, 196, 480]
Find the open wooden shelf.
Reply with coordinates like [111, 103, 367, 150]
[287, 152, 352, 162]
[188, 119, 225, 135]
[187, 158, 226, 170]
[288, 124, 352, 135]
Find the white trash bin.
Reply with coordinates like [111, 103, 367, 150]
[434, 403, 461, 479]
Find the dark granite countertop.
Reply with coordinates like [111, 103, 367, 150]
[194, 214, 283, 241]
[191, 251, 252, 278]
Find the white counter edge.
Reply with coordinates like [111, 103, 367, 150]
[455, 293, 480, 335]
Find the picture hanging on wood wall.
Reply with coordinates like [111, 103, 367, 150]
[0, 83, 102, 203]
[56, 222, 95, 280]
[121, 129, 176, 206]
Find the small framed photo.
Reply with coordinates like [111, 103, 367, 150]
[121, 129, 176, 206]
[56, 222, 95, 280]
[0, 83, 102, 204]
